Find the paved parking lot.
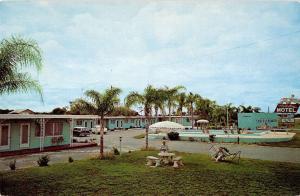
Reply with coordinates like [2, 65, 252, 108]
[0, 129, 300, 170]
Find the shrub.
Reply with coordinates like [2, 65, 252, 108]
[37, 155, 50, 167]
[112, 147, 120, 155]
[68, 157, 74, 163]
[189, 137, 195, 142]
[9, 160, 16, 170]
[167, 132, 179, 141]
[209, 134, 216, 142]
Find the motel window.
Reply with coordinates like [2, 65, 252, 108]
[45, 122, 64, 136]
[186, 118, 190, 122]
[142, 119, 145, 123]
[76, 120, 82, 126]
[35, 124, 41, 137]
[0, 125, 9, 146]
[111, 120, 115, 124]
[131, 119, 134, 123]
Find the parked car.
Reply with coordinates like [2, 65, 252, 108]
[91, 125, 108, 134]
[73, 127, 91, 137]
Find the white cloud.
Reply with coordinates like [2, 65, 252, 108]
[1, 1, 300, 112]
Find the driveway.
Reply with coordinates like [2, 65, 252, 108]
[0, 129, 299, 170]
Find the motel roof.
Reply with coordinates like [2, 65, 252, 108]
[0, 114, 197, 120]
[0, 114, 99, 119]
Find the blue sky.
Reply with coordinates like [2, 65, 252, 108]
[0, 0, 300, 112]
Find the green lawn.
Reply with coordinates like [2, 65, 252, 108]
[1, 151, 299, 195]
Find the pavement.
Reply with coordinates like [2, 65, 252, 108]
[0, 129, 299, 171]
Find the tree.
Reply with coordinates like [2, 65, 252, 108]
[109, 106, 138, 116]
[74, 87, 121, 158]
[176, 92, 186, 125]
[186, 92, 200, 129]
[0, 36, 43, 99]
[152, 88, 166, 121]
[50, 107, 67, 115]
[125, 85, 156, 149]
[162, 85, 185, 121]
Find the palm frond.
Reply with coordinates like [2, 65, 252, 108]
[0, 36, 43, 72]
[0, 36, 43, 99]
[125, 91, 144, 108]
[0, 72, 43, 101]
[85, 90, 102, 108]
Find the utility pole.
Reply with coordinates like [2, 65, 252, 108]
[226, 105, 229, 129]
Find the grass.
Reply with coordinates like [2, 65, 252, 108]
[133, 133, 145, 139]
[0, 151, 299, 195]
[259, 131, 300, 148]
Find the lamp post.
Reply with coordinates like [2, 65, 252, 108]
[119, 136, 122, 155]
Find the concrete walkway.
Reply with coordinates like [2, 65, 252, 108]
[0, 129, 299, 171]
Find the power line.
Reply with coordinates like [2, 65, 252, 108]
[196, 29, 300, 58]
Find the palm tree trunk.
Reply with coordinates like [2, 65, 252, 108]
[100, 115, 104, 158]
[155, 107, 158, 123]
[168, 104, 171, 121]
[145, 114, 149, 150]
[181, 110, 183, 125]
[191, 105, 194, 129]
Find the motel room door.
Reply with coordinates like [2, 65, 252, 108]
[20, 123, 30, 148]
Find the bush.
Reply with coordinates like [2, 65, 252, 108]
[37, 155, 50, 167]
[189, 137, 195, 142]
[9, 160, 16, 170]
[112, 147, 120, 155]
[68, 157, 74, 163]
[167, 132, 179, 141]
[209, 134, 216, 142]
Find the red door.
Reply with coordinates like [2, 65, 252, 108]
[1, 125, 9, 147]
[20, 124, 30, 148]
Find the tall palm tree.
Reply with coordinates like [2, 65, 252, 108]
[125, 85, 156, 149]
[74, 87, 121, 158]
[176, 92, 186, 125]
[186, 92, 201, 129]
[152, 88, 166, 122]
[162, 85, 185, 121]
[0, 36, 43, 98]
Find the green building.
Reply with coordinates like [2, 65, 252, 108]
[238, 113, 279, 130]
[1, 114, 194, 155]
[0, 114, 98, 155]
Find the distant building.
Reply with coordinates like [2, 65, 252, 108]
[238, 113, 279, 130]
[9, 109, 35, 114]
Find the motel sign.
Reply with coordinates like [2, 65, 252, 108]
[275, 104, 299, 113]
[275, 95, 300, 114]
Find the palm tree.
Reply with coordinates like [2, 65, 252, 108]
[162, 85, 185, 121]
[125, 85, 156, 149]
[0, 36, 43, 98]
[152, 88, 166, 122]
[186, 92, 200, 129]
[74, 87, 121, 158]
[176, 92, 186, 125]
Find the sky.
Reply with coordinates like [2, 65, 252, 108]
[0, 0, 300, 112]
